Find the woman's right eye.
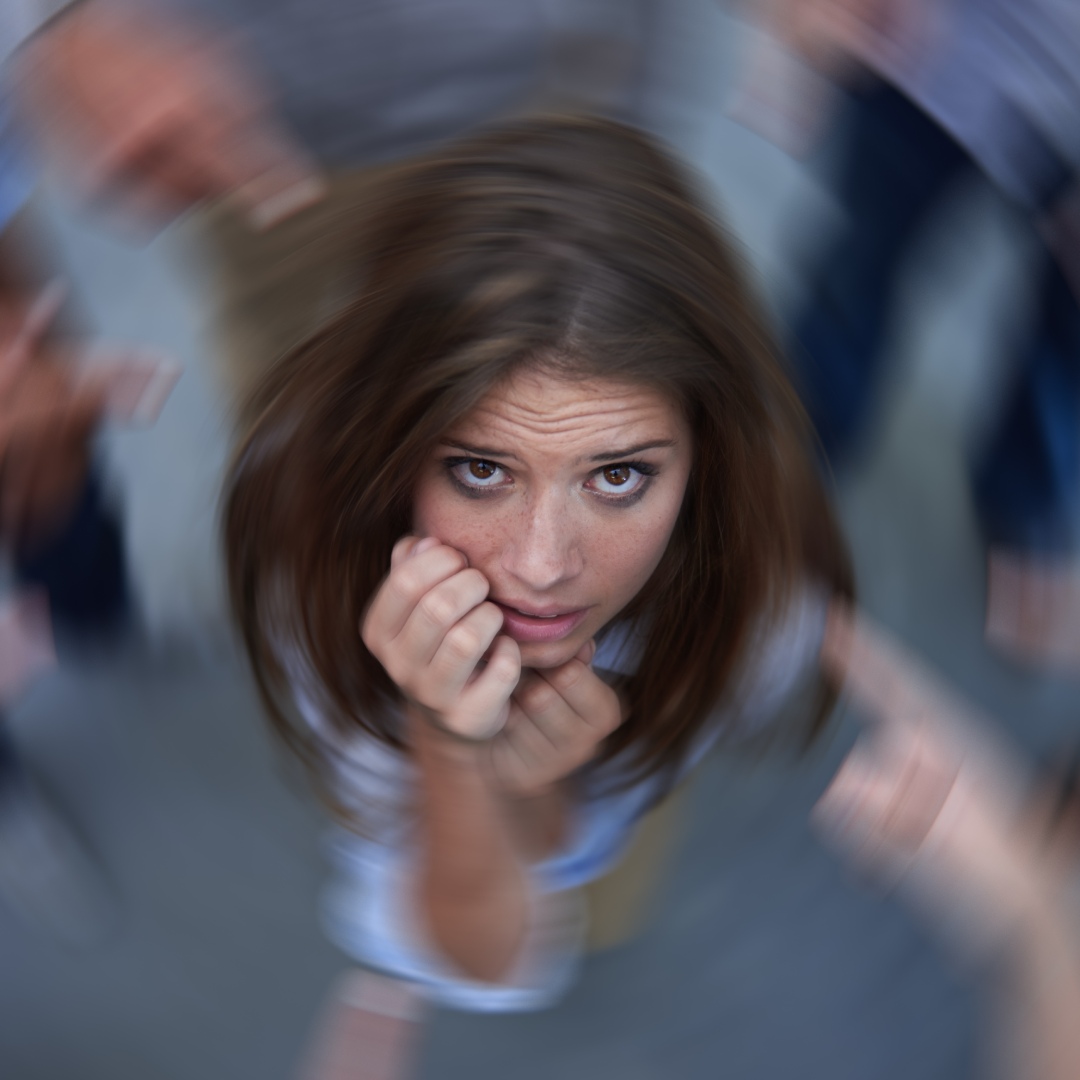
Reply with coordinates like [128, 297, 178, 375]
[446, 458, 508, 492]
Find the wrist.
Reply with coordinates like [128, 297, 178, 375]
[407, 702, 494, 769]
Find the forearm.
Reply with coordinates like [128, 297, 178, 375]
[992, 892, 1080, 1080]
[410, 708, 532, 984]
[502, 783, 571, 863]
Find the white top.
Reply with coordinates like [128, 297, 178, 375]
[294, 586, 829, 1011]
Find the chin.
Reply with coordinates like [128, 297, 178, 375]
[516, 639, 583, 671]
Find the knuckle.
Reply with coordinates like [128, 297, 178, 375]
[443, 622, 483, 661]
[488, 653, 521, 685]
[388, 565, 424, 603]
[549, 660, 585, 691]
[460, 567, 489, 596]
[520, 680, 557, 713]
[417, 590, 455, 628]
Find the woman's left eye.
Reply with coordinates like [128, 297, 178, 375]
[587, 462, 655, 498]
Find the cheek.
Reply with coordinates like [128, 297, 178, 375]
[588, 496, 685, 604]
[412, 481, 504, 569]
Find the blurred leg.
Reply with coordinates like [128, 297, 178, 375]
[12, 468, 128, 639]
[789, 80, 972, 461]
[972, 255, 1080, 554]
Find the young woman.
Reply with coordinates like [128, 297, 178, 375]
[224, 115, 852, 1011]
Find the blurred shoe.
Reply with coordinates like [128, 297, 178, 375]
[0, 735, 119, 949]
[985, 549, 1080, 673]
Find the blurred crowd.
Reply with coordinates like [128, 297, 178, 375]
[0, 1, 1078, 1078]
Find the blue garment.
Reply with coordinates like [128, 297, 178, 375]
[0, 97, 32, 230]
[791, 81, 1080, 554]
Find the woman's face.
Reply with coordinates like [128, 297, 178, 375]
[413, 365, 693, 670]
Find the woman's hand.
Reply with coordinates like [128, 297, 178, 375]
[361, 536, 522, 740]
[490, 640, 625, 797]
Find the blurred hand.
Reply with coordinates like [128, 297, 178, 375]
[361, 536, 522, 741]
[775, 0, 936, 76]
[490, 639, 625, 796]
[0, 286, 173, 545]
[13, 2, 323, 231]
[813, 603, 1047, 964]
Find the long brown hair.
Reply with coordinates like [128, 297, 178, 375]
[224, 115, 852, 812]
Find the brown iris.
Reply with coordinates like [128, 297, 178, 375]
[469, 460, 498, 480]
[602, 465, 631, 486]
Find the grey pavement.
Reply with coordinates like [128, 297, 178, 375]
[2, 7, 1077, 1078]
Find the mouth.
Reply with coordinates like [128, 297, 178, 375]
[493, 601, 590, 644]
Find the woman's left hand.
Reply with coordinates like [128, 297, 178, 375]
[490, 640, 625, 797]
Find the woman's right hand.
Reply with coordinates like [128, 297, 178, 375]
[361, 536, 522, 740]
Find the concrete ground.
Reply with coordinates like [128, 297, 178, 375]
[2, 5, 1077, 1078]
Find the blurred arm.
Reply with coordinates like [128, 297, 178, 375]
[10, 0, 323, 231]
[409, 707, 534, 985]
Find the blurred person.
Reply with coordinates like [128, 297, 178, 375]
[0, 80, 177, 944]
[223, 117, 852, 1023]
[816, 603, 1080, 1080]
[736, 0, 1080, 667]
[10, 0, 692, 423]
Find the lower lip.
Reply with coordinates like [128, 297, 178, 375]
[495, 603, 590, 644]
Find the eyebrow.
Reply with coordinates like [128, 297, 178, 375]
[585, 440, 677, 462]
[441, 439, 677, 464]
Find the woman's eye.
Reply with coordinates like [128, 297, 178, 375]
[450, 458, 507, 489]
[588, 463, 651, 498]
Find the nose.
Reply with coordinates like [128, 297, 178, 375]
[500, 492, 583, 592]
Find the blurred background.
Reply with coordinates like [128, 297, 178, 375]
[1, 0, 1078, 1076]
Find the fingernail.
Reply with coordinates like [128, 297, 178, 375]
[246, 176, 327, 231]
[412, 536, 440, 557]
[131, 359, 182, 425]
[13, 280, 67, 352]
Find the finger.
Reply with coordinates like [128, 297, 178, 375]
[389, 535, 422, 570]
[453, 634, 521, 740]
[575, 638, 596, 666]
[425, 600, 505, 700]
[364, 543, 468, 645]
[394, 567, 491, 668]
[822, 603, 957, 736]
[10, 281, 68, 358]
[0, 283, 68, 396]
[411, 536, 441, 559]
[814, 748, 891, 841]
[388, 534, 439, 571]
[813, 748, 913, 872]
[85, 352, 181, 426]
[877, 730, 960, 852]
[535, 658, 622, 738]
[208, 123, 327, 230]
[512, 672, 575, 746]
[491, 702, 563, 792]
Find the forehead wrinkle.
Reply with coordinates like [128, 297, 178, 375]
[459, 399, 677, 461]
